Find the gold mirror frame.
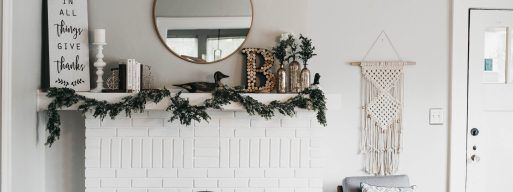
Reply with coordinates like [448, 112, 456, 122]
[152, 0, 254, 64]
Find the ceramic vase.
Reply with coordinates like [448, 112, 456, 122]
[276, 63, 287, 93]
[288, 60, 301, 93]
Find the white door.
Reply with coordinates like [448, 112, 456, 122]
[467, 9, 513, 192]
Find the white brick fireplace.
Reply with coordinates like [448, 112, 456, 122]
[83, 110, 324, 192]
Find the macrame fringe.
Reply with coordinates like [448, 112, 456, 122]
[360, 61, 405, 176]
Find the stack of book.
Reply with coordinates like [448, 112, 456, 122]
[118, 59, 144, 93]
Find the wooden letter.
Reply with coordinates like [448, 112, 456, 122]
[242, 48, 275, 93]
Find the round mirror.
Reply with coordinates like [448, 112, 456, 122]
[153, 0, 253, 64]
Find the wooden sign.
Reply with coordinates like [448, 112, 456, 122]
[242, 48, 275, 93]
[43, 0, 90, 91]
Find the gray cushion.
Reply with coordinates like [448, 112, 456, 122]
[342, 175, 410, 192]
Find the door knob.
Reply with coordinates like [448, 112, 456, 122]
[471, 154, 481, 162]
[471, 128, 480, 136]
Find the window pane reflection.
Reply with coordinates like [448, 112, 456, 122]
[483, 27, 507, 83]
[166, 38, 199, 58]
[206, 37, 246, 62]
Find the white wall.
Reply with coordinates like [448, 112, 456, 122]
[0, 0, 2, 189]
[45, 112, 85, 192]
[11, 0, 45, 191]
[10, 0, 450, 192]
[305, 1, 449, 191]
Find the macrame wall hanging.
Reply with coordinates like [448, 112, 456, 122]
[351, 31, 415, 176]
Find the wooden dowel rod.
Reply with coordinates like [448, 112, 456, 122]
[350, 61, 416, 66]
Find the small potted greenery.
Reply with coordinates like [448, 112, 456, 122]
[298, 34, 317, 90]
[272, 39, 288, 93]
[282, 34, 302, 93]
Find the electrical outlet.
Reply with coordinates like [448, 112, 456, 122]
[429, 108, 445, 125]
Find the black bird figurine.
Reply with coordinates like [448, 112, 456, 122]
[313, 73, 321, 85]
[311, 73, 322, 90]
[173, 71, 230, 93]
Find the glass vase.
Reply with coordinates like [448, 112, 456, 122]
[276, 63, 287, 93]
[300, 64, 311, 91]
[289, 60, 301, 93]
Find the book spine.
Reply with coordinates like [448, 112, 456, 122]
[135, 61, 141, 93]
[132, 59, 138, 93]
[140, 64, 144, 90]
[127, 59, 133, 93]
[129, 59, 133, 93]
[118, 64, 127, 92]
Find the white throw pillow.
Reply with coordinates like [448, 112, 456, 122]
[361, 183, 415, 192]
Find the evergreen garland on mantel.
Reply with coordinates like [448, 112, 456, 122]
[45, 87, 327, 146]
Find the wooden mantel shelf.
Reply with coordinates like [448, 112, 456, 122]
[37, 91, 341, 112]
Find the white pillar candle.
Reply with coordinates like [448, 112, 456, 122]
[93, 29, 106, 44]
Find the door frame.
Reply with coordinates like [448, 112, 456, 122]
[1, 0, 12, 191]
[451, 1, 513, 191]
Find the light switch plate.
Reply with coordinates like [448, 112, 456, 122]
[429, 108, 445, 125]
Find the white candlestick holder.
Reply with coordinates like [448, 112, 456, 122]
[92, 43, 107, 93]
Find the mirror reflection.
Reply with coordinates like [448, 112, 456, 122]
[154, 0, 253, 64]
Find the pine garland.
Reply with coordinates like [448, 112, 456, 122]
[45, 87, 327, 146]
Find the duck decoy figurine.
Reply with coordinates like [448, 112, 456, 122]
[173, 71, 230, 93]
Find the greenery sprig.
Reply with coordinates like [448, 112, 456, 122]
[298, 34, 317, 65]
[45, 87, 327, 146]
[272, 40, 288, 64]
[167, 92, 210, 126]
[285, 34, 299, 62]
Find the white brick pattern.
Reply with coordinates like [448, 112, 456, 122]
[85, 111, 323, 192]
